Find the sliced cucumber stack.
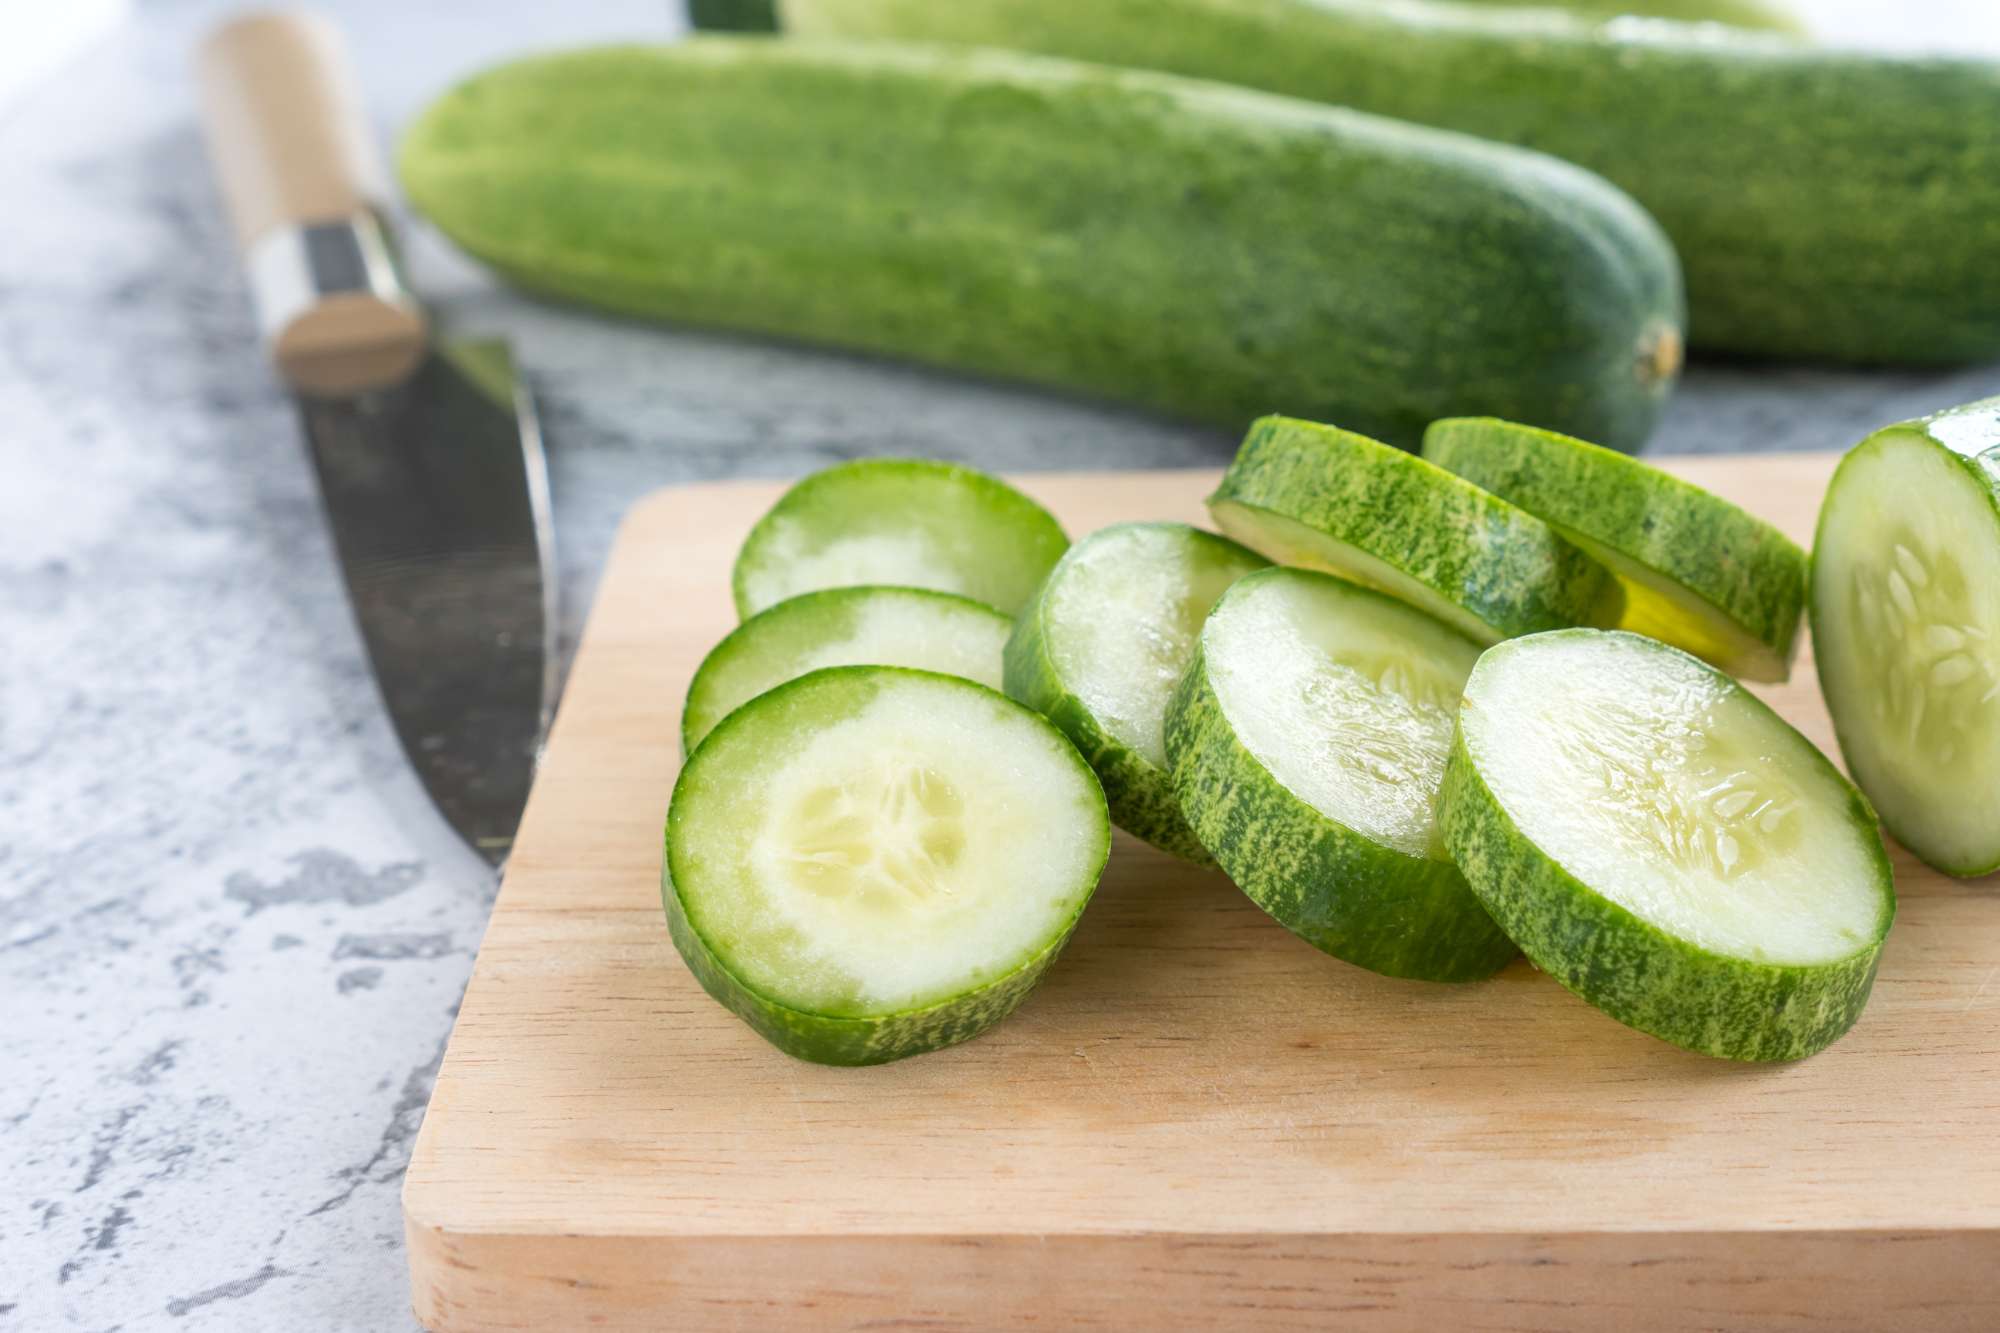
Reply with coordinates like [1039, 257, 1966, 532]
[1005, 522, 1267, 861]
[683, 586, 1012, 754]
[732, 458, 1068, 619]
[1164, 567, 1515, 981]
[1425, 417, 1808, 683]
[1812, 401, 2000, 878]
[665, 667, 1110, 1065]
[1208, 416, 1621, 645]
[1441, 630, 1894, 1061]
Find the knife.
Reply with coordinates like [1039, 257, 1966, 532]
[196, 12, 557, 865]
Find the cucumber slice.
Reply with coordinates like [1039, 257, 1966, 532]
[1424, 417, 1807, 683]
[1004, 522, 1267, 861]
[1208, 416, 1621, 645]
[732, 459, 1068, 619]
[683, 586, 1012, 754]
[665, 667, 1110, 1065]
[1441, 630, 1894, 1062]
[1164, 567, 1515, 981]
[1811, 401, 2000, 877]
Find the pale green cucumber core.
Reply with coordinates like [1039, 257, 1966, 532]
[684, 587, 1009, 752]
[1813, 431, 2000, 870]
[1207, 571, 1481, 859]
[1043, 525, 1264, 768]
[1209, 500, 1499, 646]
[1465, 634, 1884, 965]
[676, 672, 1104, 1017]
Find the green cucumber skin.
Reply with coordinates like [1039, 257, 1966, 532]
[1811, 400, 2000, 879]
[689, 0, 780, 31]
[664, 666, 1110, 1066]
[662, 862, 1078, 1065]
[1439, 635, 1895, 1062]
[400, 39, 1681, 452]
[1164, 636, 1517, 983]
[786, 0, 2000, 364]
[1212, 416, 1621, 643]
[1424, 416, 1806, 680]
[1448, 0, 1804, 32]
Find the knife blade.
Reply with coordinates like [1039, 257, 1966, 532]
[197, 12, 556, 864]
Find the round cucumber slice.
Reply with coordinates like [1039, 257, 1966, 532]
[1005, 522, 1267, 861]
[1812, 402, 2000, 878]
[732, 458, 1068, 619]
[1442, 630, 1895, 1062]
[1424, 417, 1807, 682]
[1164, 566, 1516, 981]
[664, 666, 1110, 1065]
[1208, 416, 1621, 645]
[683, 586, 1011, 754]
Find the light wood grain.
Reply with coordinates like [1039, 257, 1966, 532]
[404, 456, 2000, 1331]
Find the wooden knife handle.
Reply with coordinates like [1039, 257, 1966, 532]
[196, 10, 426, 395]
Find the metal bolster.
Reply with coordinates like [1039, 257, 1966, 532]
[243, 212, 416, 341]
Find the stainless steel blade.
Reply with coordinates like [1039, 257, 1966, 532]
[299, 338, 556, 864]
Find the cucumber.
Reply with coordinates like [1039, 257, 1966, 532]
[1207, 416, 1621, 645]
[399, 39, 1683, 451]
[785, 0, 2000, 364]
[1424, 417, 1807, 682]
[683, 586, 1011, 754]
[665, 666, 1110, 1064]
[1440, 630, 1895, 1061]
[1164, 567, 1514, 981]
[731, 458, 1067, 619]
[1811, 400, 2000, 878]
[1004, 522, 1267, 861]
[1449, 0, 1803, 31]
[689, 0, 779, 31]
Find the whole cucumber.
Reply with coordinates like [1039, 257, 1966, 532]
[786, 0, 2000, 365]
[399, 40, 1682, 450]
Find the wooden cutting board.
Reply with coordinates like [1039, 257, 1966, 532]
[403, 454, 2000, 1332]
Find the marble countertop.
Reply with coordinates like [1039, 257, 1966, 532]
[5, 1, 2000, 1328]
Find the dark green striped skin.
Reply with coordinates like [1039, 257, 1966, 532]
[787, 0, 2000, 364]
[1450, 0, 1804, 31]
[662, 863, 1082, 1065]
[1439, 635, 1895, 1062]
[399, 39, 1682, 451]
[1424, 417, 1806, 681]
[665, 666, 1110, 1065]
[1003, 524, 1266, 863]
[1164, 637, 1516, 982]
[1210, 416, 1622, 644]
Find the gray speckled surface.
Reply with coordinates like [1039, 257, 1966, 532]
[3, 1, 1999, 1328]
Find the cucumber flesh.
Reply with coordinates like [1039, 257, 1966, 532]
[1812, 414, 2000, 877]
[1165, 567, 1516, 981]
[683, 586, 1012, 754]
[666, 667, 1109, 1064]
[1443, 630, 1893, 1061]
[1005, 522, 1267, 860]
[1423, 417, 1806, 682]
[1209, 416, 1622, 645]
[733, 458, 1068, 619]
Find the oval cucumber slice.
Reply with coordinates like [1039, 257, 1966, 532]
[1005, 522, 1267, 861]
[1442, 630, 1894, 1062]
[665, 667, 1110, 1065]
[1812, 401, 2000, 878]
[732, 459, 1068, 619]
[1208, 416, 1621, 645]
[1164, 567, 1515, 981]
[1425, 416, 1807, 682]
[683, 586, 1012, 754]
